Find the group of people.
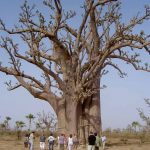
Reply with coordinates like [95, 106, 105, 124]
[24, 132, 79, 150]
[24, 131, 106, 150]
[57, 133, 79, 150]
[88, 132, 106, 150]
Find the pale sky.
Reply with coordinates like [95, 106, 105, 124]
[0, 0, 150, 130]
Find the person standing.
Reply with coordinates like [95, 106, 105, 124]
[58, 134, 65, 150]
[57, 135, 60, 149]
[101, 135, 106, 150]
[28, 131, 35, 150]
[73, 134, 79, 149]
[94, 133, 101, 150]
[39, 133, 46, 150]
[64, 134, 68, 149]
[67, 134, 73, 150]
[47, 133, 55, 150]
[87, 131, 96, 150]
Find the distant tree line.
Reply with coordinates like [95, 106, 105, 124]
[0, 111, 57, 133]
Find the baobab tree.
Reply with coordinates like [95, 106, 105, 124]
[0, 0, 150, 139]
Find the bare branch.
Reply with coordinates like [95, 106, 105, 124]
[74, 0, 94, 53]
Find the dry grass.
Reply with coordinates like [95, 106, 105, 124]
[0, 134, 150, 150]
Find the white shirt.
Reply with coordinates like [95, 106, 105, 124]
[48, 136, 55, 142]
[29, 133, 34, 143]
[68, 137, 73, 145]
[101, 136, 106, 142]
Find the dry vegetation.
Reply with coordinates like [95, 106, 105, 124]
[0, 132, 150, 150]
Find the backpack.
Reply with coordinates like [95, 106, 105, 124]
[24, 137, 29, 148]
[49, 140, 54, 144]
[49, 136, 54, 144]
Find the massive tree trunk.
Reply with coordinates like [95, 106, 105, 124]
[89, 92, 101, 133]
[56, 79, 102, 137]
[56, 98, 78, 135]
[77, 76, 101, 142]
[57, 101, 78, 135]
[89, 77, 101, 133]
[66, 99, 78, 134]
[57, 99, 66, 134]
[56, 68, 79, 135]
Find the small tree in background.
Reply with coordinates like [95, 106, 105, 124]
[0, 123, 6, 132]
[138, 99, 150, 131]
[126, 124, 133, 134]
[15, 121, 26, 130]
[26, 113, 35, 131]
[131, 121, 140, 133]
[137, 99, 150, 143]
[5, 116, 11, 130]
[0, 116, 11, 132]
[15, 121, 26, 140]
[36, 111, 57, 133]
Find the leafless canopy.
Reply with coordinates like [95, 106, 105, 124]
[0, 0, 150, 107]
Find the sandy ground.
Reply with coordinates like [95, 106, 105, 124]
[0, 138, 150, 150]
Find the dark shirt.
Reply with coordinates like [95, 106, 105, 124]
[40, 135, 46, 142]
[88, 134, 96, 145]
